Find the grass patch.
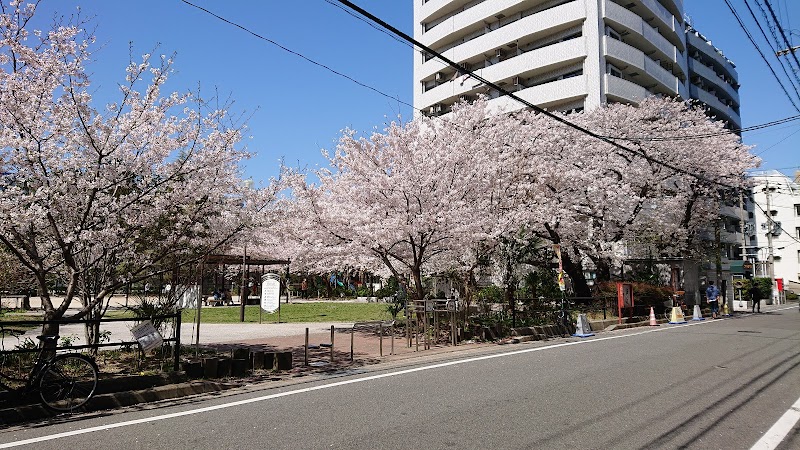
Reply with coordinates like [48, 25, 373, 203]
[182, 303, 393, 324]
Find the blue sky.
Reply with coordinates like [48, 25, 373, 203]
[28, 0, 800, 183]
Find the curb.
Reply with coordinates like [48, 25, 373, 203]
[510, 317, 669, 342]
[0, 380, 237, 426]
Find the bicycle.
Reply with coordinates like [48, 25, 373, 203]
[1, 331, 98, 413]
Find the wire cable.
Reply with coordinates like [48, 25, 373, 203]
[322, 0, 796, 143]
[181, 0, 753, 190]
[332, 0, 739, 188]
[602, 114, 800, 141]
[745, 0, 800, 101]
[764, 0, 800, 79]
[752, 197, 800, 245]
[753, 126, 800, 156]
[723, 0, 800, 113]
[179, 0, 416, 113]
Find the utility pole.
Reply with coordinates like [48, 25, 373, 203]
[738, 191, 748, 262]
[764, 181, 777, 303]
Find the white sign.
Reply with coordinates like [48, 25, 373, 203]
[130, 320, 164, 352]
[261, 273, 281, 313]
[177, 284, 200, 309]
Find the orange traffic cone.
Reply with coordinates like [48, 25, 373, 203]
[649, 306, 659, 326]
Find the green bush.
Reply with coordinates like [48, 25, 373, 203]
[374, 277, 398, 299]
[477, 285, 503, 303]
[355, 285, 372, 297]
[597, 281, 672, 304]
[750, 278, 773, 300]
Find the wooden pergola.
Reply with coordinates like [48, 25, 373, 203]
[192, 253, 291, 352]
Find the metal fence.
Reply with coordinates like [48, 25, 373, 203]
[0, 313, 182, 371]
[471, 295, 617, 329]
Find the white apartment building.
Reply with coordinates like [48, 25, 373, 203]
[414, 0, 747, 303]
[413, 0, 741, 129]
[748, 171, 800, 296]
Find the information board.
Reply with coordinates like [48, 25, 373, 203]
[261, 273, 281, 313]
[130, 320, 164, 352]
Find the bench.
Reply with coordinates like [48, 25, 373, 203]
[0, 294, 29, 309]
[204, 295, 227, 307]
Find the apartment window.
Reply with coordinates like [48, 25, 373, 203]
[796, 227, 800, 239]
[795, 204, 800, 216]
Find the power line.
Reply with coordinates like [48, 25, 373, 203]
[764, 0, 800, 76]
[753, 125, 800, 156]
[602, 113, 800, 141]
[178, 0, 416, 112]
[752, 198, 800, 245]
[723, 0, 800, 113]
[176, 1, 560, 171]
[742, 0, 800, 102]
[180, 0, 743, 190]
[332, 0, 738, 189]
[321, 0, 795, 144]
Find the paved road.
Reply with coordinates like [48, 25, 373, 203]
[1, 306, 798, 449]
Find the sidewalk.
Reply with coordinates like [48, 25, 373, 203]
[0, 320, 493, 426]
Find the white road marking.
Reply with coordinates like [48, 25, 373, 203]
[0, 309, 791, 448]
[750, 394, 800, 450]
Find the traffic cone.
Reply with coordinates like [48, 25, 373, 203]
[649, 307, 659, 326]
[691, 304, 705, 321]
[669, 306, 687, 324]
[572, 314, 595, 338]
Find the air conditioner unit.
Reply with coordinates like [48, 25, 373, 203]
[430, 103, 443, 114]
[458, 95, 471, 102]
[435, 72, 444, 82]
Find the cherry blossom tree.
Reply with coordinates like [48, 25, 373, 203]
[508, 97, 757, 296]
[279, 95, 756, 302]
[279, 99, 519, 300]
[0, 1, 274, 339]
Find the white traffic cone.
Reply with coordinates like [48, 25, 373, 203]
[649, 307, 659, 326]
[668, 306, 687, 324]
[691, 304, 705, 321]
[572, 314, 594, 338]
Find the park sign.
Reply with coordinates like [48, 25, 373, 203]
[130, 320, 164, 353]
[261, 273, 281, 313]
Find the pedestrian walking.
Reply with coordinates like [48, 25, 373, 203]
[706, 280, 720, 319]
[750, 286, 761, 313]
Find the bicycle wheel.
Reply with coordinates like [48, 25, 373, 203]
[38, 354, 98, 412]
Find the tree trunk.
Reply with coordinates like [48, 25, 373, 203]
[40, 309, 59, 355]
[411, 267, 424, 300]
[543, 224, 592, 298]
[593, 259, 612, 284]
[561, 250, 591, 298]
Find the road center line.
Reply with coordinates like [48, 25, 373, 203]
[750, 394, 800, 450]
[0, 312, 781, 448]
